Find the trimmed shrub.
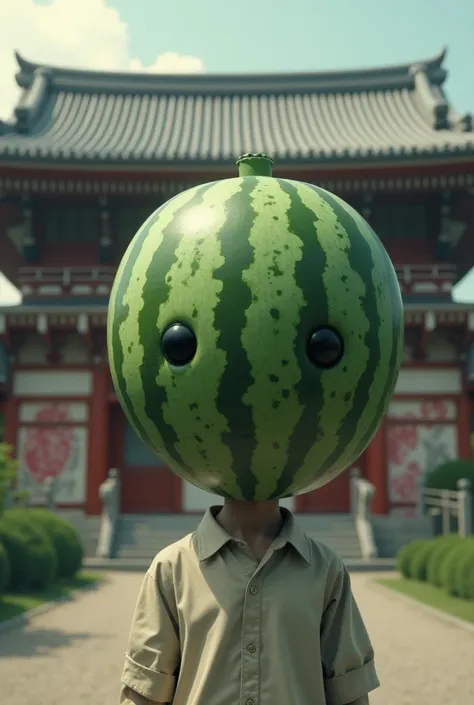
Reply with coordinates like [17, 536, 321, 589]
[0, 512, 57, 590]
[458, 553, 474, 600]
[396, 540, 428, 579]
[425, 459, 474, 491]
[0, 540, 10, 594]
[426, 534, 462, 587]
[450, 539, 474, 600]
[0, 523, 30, 590]
[439, 538, 472, 595]
[407, 538, 439, 582]
[10, 509, 84, 579]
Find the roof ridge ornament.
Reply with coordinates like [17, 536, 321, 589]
[410, 63, 450, 131]
[14, 66, 52, 135]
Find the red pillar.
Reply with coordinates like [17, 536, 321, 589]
[4, 396, 18, 452]
[365, 419, 389, 515]
[457, 392, 472, 459]
[86, 366, 110, 515]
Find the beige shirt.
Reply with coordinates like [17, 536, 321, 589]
[120, 507, 379, 705]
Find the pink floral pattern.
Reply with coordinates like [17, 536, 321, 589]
[22, 406, 74, 482]
[390, 460, 422, 503]
[387, 425, 418, 466]
[420, 400, 450, 420]
[388, 421, 457, 504]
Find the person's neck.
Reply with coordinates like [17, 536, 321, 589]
[216, 499, 283, 542]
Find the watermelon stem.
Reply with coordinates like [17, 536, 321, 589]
[236, 153, 274, 177]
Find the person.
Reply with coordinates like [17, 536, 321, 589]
[120, 498, 379, 705]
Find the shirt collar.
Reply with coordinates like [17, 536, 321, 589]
[195, 506, 311, 564]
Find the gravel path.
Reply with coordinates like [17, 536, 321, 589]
[352, 574, 474, 705]
[0, 571, 472, 704]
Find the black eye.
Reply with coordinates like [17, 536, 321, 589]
[307, 327, 343, 368]
[161, 323, 197, 366]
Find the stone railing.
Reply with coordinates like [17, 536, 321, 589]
[350, 468, 378, 560]
[96, 468, 120, 559]
[422, 479, 472, 537]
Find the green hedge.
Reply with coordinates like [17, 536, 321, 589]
[425, 459, 474, 491]
[397, 534, 474, 602]
[7, 509, 84, 579]
[396, 539, 427, 579]
[0, 514, 57, 590]
[439, 538, 474, 599]
[0, 541, 10, 594]
[426, 534, 461, 587]
[407, 539, 441, 581]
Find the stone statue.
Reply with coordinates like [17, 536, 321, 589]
[43, 476, 57, 511]
[96, 468, 120, 558]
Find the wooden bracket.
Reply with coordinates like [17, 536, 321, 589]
[77, 313, 95, 356]
[416, 311, 437, 360]
[0, 314, 11, 352]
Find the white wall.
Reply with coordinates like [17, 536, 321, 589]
[395, 367, 461, 395]
[13, 369, 92, 396]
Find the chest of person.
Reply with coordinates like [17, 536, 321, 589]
[173, 542, 325, 646]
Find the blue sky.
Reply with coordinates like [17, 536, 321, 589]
[112, 0, 474, 112]
[0, 0, 473, 304]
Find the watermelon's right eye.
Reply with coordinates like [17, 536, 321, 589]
[307, 327, 343, 369]
[161, 323, 197, 366]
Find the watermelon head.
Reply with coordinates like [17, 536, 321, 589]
[107, 153, 403, 500]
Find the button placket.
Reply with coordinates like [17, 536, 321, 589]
[241, 574, 262, 705]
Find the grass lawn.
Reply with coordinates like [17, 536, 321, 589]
[379, 577, 474, 624]
[0, 571, 105, 624]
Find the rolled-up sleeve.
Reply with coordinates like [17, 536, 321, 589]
[321, 562, 380, 705]
[120, 561, 180, 704]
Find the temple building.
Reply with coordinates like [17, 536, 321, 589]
[0, 48, 473, 519]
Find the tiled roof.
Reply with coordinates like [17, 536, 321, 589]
[0, 48, 473, 167]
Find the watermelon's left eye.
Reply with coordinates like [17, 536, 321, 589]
[307, 327, 343, 369]
[161, 323, 197, 366]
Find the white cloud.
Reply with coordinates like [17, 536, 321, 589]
[0, 274, 22, 306]
[0, 0, 206, 121]
[0, 0, 205, 304]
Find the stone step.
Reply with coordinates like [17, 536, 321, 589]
[114, 512, 362, 560]
[56, 511, 363, 560]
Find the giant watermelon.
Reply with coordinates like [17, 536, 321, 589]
[108, 153, 403, 500]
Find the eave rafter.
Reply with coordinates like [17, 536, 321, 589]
[416, 311, 437, 361]
[1, 168, 474, 198]
[463, 311, 474, 349]
[77, 313, 93, 353]
[0, 314, 11, 351]
[36, 313, 56, 363]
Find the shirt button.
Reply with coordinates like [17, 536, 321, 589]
[246, 700, 255, 705]
[249, 585, 258, 595]
[247, 644, 257, 653]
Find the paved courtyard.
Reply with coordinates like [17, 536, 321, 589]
[0, 571, 473, 704]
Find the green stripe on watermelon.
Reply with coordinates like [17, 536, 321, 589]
[270, 179, 369, 496]
[108, 205, 174, 459]
[240, 177, 306, 499]
[346, 201, 404, 457]
[155, 178, 248, 499]
[136, 185, 216, 480]
[212, 176, 260, 499]
[110, 188, 207, 479]
[298, 186, 391, 483]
